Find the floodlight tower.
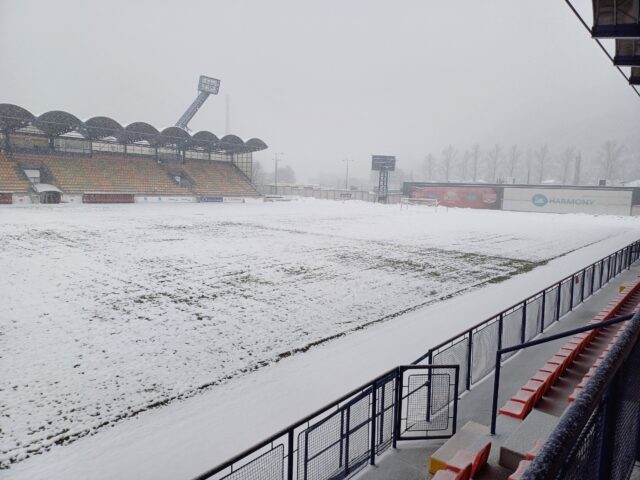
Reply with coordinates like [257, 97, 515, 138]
[175, 75, 221, 131]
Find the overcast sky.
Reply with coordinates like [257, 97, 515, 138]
[1, 0, 638, 182]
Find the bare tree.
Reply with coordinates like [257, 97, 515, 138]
[459, 150, 470, 181]
[485, 144, 502, 182]
[598, 140, 625, 180]
[507, 145, 520, 180]
[422, 153, 436, 180]
[573, 152, 582, 185]
[441, 145, 457, 182]
[535, 145, 550, 183]
[525, 148, 533, 184]
[559, 147, 575, 185]
[252, 160, 266, 185]
[471, 144, 480, 182]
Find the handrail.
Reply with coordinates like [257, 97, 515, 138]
[489, 313, 635, 434]
[192, 239, 639, 480]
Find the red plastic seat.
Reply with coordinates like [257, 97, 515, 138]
[433, 464, 472, 480]
[508, 460, 532, 480]
[446, 442, 491, 477]
[525, 439, 545, 460]
[511, 388, 536, 404]
[568, 386, 582, 403]
[540, 362, 562, 382]
[500, 395, 534, 420]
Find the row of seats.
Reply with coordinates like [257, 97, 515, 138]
[0, 152, 30, 192]
[5, 152, 258, 197]
[176, 160, 259, 196]
[499, 280, 640, 422]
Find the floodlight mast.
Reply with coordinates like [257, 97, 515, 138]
[175, 75, 221, 131]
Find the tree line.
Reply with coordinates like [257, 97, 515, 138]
[417, 140, 633, 185]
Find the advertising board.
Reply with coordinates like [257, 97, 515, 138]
[502, 188, 632, 215]
[411, 186, 499, 209]
[371, 155, 396, 171]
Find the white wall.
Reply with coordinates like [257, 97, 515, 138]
[503, 188, 632, 215]
[134, 196, 197, 203]
[61, 194, 82, 204]
[12, 194, 32, 205]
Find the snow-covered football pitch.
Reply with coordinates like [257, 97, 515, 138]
[1, 199, 640, 471]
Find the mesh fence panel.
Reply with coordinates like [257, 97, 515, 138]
[572, 273, 583, 309]
[560, 280, 573, 317]
[544, 286, 559, 329]
[593, 262, 602, 291]
[610, 343, 640, 480]
[525, 296, 543, 342]
[554, 405, 603, 480]
[220, 445, 285, 480]
[297, 389, 372, 480]
[583, 266, 594, 299]
[346, 395, 371, 477]
[406, 372, 452, 433]
[375, 376, 395, 455]
[602, 258, 611, 283]
[471, 318, 500, 384]
[432, 338, 468, 395]
[502, 306, 523, 359]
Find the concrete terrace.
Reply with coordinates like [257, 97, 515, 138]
[357, 264, 640, 480]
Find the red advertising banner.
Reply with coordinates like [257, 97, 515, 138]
[411, 186, 498, 209]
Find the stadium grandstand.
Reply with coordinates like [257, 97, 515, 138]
[0, 103, 266, 204]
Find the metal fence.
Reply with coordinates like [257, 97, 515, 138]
[193, 239, 640, 480]
[193, 365, 458, 480]
[414, 240, 640, 393]
[523, 310, 640, 480]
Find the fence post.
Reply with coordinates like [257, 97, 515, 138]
[466, 330, 473, 390]
[581, 271, 585, 303]
[541, 291, 546, 334]
[426, 351, 433, 422]
[344, 405, 351, 477]
[452, 366, 459, 435]
[370, 380, 377, 466]
[556, 281, 562, 321]
[392, 367, 402, 448]
[497, 313, 504, 351]
[490, 351, 502, 435]
[521, 301, 527, 344]
[591, 264, 596, 294]
[287, 429, 294, 480]
[569, 275, 575, 312]
[600, 261, 605, 289]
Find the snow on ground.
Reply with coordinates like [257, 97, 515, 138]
[1, 199, 639, 473]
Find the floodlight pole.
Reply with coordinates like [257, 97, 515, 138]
[343, 158, 354, 190]
[175, 75, 221, 132]
[274, 152, 284, 194]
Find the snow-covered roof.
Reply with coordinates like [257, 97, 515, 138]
[32, 183, 62, 193]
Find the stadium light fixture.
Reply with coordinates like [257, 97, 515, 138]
[175, 75, 221, 131]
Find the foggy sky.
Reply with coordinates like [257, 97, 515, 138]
[1, 0, 638, 182]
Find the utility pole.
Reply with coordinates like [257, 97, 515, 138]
[273, 152, 284, 194]
[342, 158, 354, 190]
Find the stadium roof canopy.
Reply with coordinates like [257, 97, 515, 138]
[0, 103, 268, 153]
[0, 104, 35, 132]
[35, 110, 85, 137]
[85, 116, 124, 141]
[191, 130, 219, 150]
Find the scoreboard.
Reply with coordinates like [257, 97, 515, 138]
[371, 155, 396, 171]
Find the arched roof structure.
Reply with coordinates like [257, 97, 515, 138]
[85, 116, 124, 140]
[190, 130, 219, 150]
[0, 103, 268, 152]
[0, 104, 35, 132]
[124, 122, 159, 144]
[156, 126, 190, 148]
[35, 110, 85, 137]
